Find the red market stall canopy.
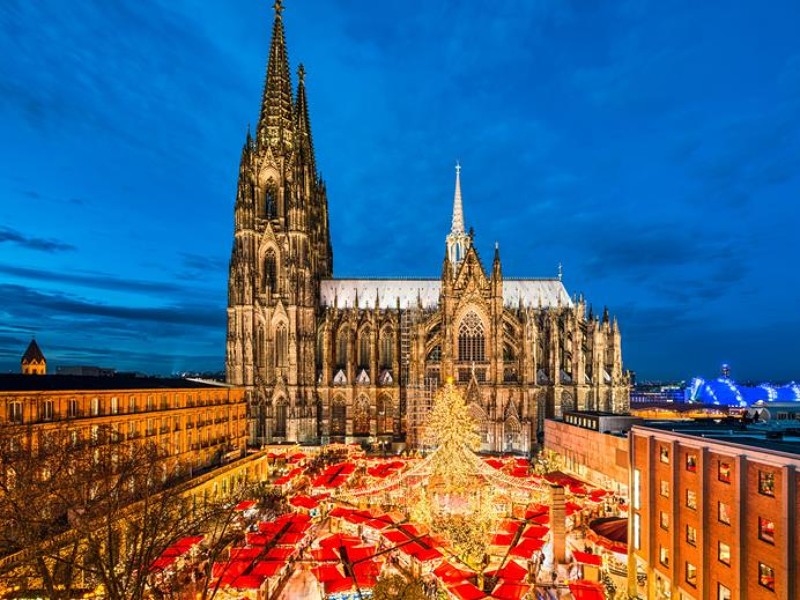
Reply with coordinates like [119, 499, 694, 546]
[569, 580, 606, 600]
[448, 581, 489, 600]
[521, 524, 549, 539]
[572, 550, 602, 566]
[492, 581, 530, 600]
[484, 560, 527, 582]
[508, 538, 545, 559]
[235, 500, 257, 511]
[434, 561, 477, 584]
[588, 517, 628, 554]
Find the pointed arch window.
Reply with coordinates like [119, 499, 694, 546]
[264, 250, 277, 294]
[358, 329, 371, 368]
[274, 400, 287, 437]
[275, 324, 288, 368]
[377, 395, 394, 435]
[380, 331, 393, 369]
[316, 329, 324, 366]
[265, 181, 277, 219]
[331, 399, 346, 436]
[336, 330, 348, 369]
[353, 396, 370, 435]
[458, 311, 486, 363]
[427, 345, 441, 363]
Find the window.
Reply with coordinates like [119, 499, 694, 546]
[275, 325, 288, 368]
[8, 402, 23, 423]
[633, 513, 641, 550]
[380, 333, 393, 369]
[111, 396, 118, 415]
[718, 501, 731, 525]
[659, 446, 670, 464]
[686, 453, 697, 472]
[718, 461, 731, 483]
[263, 249, 277, 293]
[660, 479, 669, 497]
[458, 312, 486, 362]
[758, 562, 775, 591]
[718, 541, 731, 565]
[633, 469, 641, 510]
[759, 471, 775, 496]
[685, 562, 697, 587]
[686, 525, 697, 546]
[146, 395, 154, 411]
[358, 330, 371, 367]
[274, 402, 287, 437]
[68, 398, 79, 418]
[659, 511, 669, 530]
[128, 396, 137, 413]
[718, 583, 732, 600]
[659, 546, 669, 567]
[40, 400, 53, 421]
[336, 331, 348, 368]
[686, 489, 697, 510]
[758, 517, 775, 544]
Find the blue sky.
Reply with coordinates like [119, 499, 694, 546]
[0, 0, 798, 381]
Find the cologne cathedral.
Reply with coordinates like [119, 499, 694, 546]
[226, 4, 629, 453]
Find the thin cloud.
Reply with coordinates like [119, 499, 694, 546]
[0, 227, 75, 253]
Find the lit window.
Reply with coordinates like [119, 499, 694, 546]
[659, 511, 669, 530]
[68, 399, 79, 418]
[633, 513, 641, 550]
[718, 541, 731, 565]
[40, 400, 53, 421]
[686, 525, 697, 546]
[686, 489, 697, 510]
[718, 583, 732, 600]
[758, 517, 775, 544]
[758, 562, 775, 591]
[685, 562, 697, 587]
[718, 461, 731, 484]
[633, 469, 641, 509]
[759, 471, 775, 497]
[660, 480, 669, 497]
[718, 501, 731, 525]
[686, 453, 697, 472]
[8, 402, 23, 423]
[659, 546, 669, 567]
[660, 446, 670, 464]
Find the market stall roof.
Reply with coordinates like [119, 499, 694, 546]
[250, 560, 285, 577]
[521, 524, 549, 539]
[572, 550, 602, 566]
[484, 559, 527, 581]
[491, 581, 529, 600]
[448, 581, 489, 600]
[588, 517, 628, 553]
[568, 580, 605, 600]
[313, 563, 344, 582]
[228, 574, 267, 590]
[324, 575, 355, 594]
[433, 561, 477, 584]
[509, 537, 545, 559]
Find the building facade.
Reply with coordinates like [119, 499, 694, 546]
[226, 4, 629, 453]
[0, 374, 247, 473]
[629, 422, 800, 600]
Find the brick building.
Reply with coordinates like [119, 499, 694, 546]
[629, 421, 800, 599]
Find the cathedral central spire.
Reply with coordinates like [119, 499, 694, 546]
[451, 162, 465, 234]
[446, 162, 471, 266]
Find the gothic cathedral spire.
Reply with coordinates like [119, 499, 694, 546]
[446, 162, 471, 266]
[258, 0, 294, 151]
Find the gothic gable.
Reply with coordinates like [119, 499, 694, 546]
[453, 245, 489, 293]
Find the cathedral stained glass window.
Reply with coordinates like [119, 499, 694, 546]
[458, 311, 485, 363]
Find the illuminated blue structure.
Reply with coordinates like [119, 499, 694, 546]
[686, 376, 800, 406]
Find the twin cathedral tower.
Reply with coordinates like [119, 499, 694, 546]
[226, 3, 629, 453]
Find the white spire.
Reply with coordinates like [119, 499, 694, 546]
[451, 161, 465, 234]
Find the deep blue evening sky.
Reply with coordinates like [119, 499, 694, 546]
[1, 1, 798, 381]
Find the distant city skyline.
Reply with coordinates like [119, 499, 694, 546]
[1, 1, 798, 380]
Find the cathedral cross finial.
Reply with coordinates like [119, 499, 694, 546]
[273, 0, 284, 16]
[558, 262, 563, 281]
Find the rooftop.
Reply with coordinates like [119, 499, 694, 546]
[0, 374, 232, 393]
[634, 420, 800, 458]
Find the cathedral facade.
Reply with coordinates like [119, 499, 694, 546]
[226, 4, 629, 454]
